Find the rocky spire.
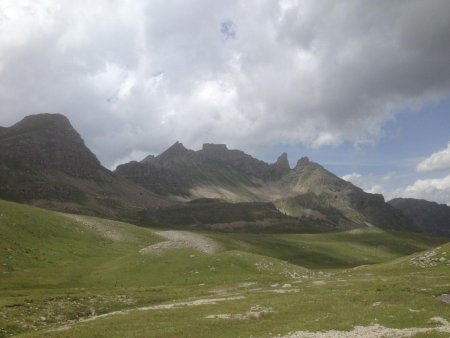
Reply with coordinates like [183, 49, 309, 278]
[295, 156, 310, 169]
[275, 152, 290, 170]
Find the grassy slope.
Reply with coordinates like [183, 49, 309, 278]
[207, 229, 444, 269]
[1, 200, 449, 337]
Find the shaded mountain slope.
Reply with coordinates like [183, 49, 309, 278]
[115, 142, 290, 198]
[389, 198, 450, 236]
[116, 146, 416, 232]
[273, 158, 416, 231]
[0, 114, 169, 218]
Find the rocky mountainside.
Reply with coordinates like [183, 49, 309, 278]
[389, 198, 450, 236]
[116, 143, 416, 232]
[0, 114, 168, 218]
[115, 142, 290, 197]
[272, 158, 416, 231]
[1, 113, 435, 234]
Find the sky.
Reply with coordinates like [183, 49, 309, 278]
[0, 0, 449, 204]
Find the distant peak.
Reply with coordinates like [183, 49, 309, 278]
[170, 141, 187, 150]
[141, 154, 155, 163]
[15, 113, 73, 130]
[158, 141, 189, 158]
[295, 156, 310, 168]
[275, 152, 290, 169]
[202, 143, 228, 151]
[7, 113, 82, 143]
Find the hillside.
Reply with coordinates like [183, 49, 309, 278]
[1, 200, 449, 338]
[389, 198, 450, 236]
[0, 114, 169, 218]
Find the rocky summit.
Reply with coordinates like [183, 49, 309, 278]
[0, 114, 168, 218]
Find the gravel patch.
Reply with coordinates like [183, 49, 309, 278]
[437, 294, 450, 304]
[206, 305, 273, 320]
[140, 230, 221, 255]
[64, 214, 125, 241]
[277, 317, 450, 338]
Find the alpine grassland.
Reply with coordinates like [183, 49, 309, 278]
[1, 200, 450, 337]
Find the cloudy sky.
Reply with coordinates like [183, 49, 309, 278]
[1, 0, 450, 204]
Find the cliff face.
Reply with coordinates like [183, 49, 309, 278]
[0, 114, 169, 217]
[0, 114, 101, 177]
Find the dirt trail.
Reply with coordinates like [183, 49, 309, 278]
[279, 317, 450, 338]
[64, 214, 125, 241]
[51, 296, 244, 332]
[140, 230, 221, 255]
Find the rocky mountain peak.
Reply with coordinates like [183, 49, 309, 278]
[295, 156, 310, 169]
[202, 143, 228, 152]
[275, 152, 290, 170]
[3, 113, 83, 144]
[0, 113, 101, 177]
[141, 154, 155, 163]
[158, 141, 188, 158]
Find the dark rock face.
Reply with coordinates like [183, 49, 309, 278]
[389, 198, 450, 236]
[0, 113, 168, 217]
[0, 114, 101, 177]
[269, 152, 291, 178]
[115, 142, 280, 196]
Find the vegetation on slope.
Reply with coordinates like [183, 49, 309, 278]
[1, 200, 450, 338]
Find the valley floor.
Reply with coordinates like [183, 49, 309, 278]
[1, 200, 450, 338]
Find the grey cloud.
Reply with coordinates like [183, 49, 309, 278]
[1, 0, 450, 168]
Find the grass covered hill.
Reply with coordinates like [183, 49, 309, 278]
[1, 199, 450, 337]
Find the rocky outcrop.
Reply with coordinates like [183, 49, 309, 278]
[0, 113, 169, 217]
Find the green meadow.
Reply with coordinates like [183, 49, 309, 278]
[1, 199, 449, 337]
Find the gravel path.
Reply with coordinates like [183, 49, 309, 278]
[51, 296, 244, 332]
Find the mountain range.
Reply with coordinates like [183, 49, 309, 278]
[0, 113, 448, 235]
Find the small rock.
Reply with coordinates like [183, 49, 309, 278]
[282, 283, 291, 288]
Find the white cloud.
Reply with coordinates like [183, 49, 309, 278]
[416, 142, 450, 173]
[1, 1, 450, 167]
[341, 172, 387, 196]
[342, 173, 361, 182]
[394, 174, 450, 205]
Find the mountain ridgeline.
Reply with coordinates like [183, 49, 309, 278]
[1, 113, 445, 235]
[388, 198, 450, 236]
[115, 141, 416, 232]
